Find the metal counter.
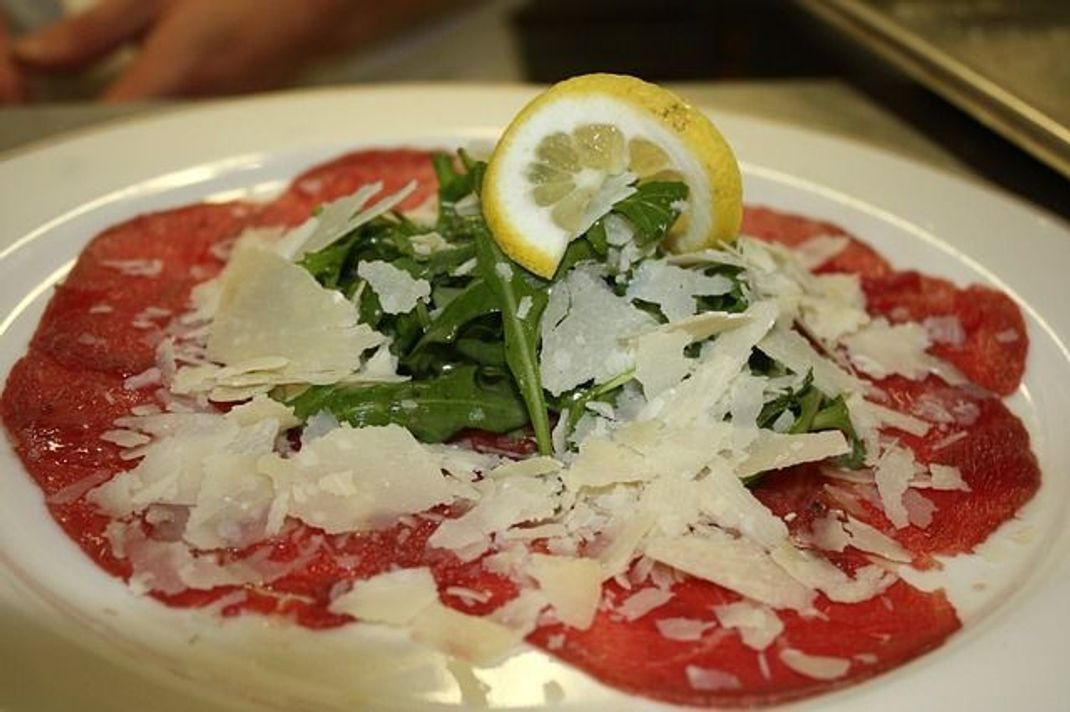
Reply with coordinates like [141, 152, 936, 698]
[801, 0, 1070, 179]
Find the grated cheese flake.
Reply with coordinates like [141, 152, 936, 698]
[685, 665, 742, 692]
[328, 567, 438, 625]
[625, 259, 733, 322]
[261, 424, 457, 534]
[528, 554, 603, 630]
[198, 243, 385, 388]
[655, 617, 715, 641]
[873, 445, 920, 529]
[645, 532, 814, 611]
[713, 601, 783, 651]
[539, 266, 656, 395]
[634, 329, 692, 398]
[410, 602, 524, 665]
[928, 463, 970, 491]
[779, 649, 851, 681]
[357, 260, 432, 314]
[616, 587, 674, 622]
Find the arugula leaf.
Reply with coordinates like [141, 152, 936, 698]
[409, 278, 498, 355]
[611, 181, 689, 247]
[812, 395, 866, 468]
[583, 219, 610, 257]
[694, 264, 749, 314]
[432, 151, 489, 241]
[432, 153, 476, 204]
[555, 370, 634, 442]
[755, 370, 866, 471]
[287, 365, 528, 443]
[473, 224, 553, 454]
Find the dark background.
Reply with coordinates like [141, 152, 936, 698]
[510, 0, 1067, 220]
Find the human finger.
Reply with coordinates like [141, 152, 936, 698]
[102, 0, 317, 101]
[14, 0, 162, 71]
[0, 15, 25, 103]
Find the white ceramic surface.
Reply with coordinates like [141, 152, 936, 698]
[0, 85, 1068, 712]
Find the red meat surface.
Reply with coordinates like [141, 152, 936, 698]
[0, 155, 1039, 707]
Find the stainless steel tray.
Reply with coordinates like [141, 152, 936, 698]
[800, 0, 1070, 179]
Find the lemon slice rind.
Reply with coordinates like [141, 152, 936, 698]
[484, 74, 743, 279]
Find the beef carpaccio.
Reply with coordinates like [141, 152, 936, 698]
[1, 149, 1039, 707]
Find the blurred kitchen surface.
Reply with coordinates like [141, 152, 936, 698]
[1, 0, 1066, 219]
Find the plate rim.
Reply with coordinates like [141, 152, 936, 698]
[0, 83, 1068, 712]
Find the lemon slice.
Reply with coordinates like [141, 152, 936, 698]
[483, 73, 743, 278]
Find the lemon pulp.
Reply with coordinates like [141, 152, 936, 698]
[483, 74, 743, 278]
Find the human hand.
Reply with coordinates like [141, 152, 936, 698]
[13, 0, 356, 101]
[0, 14, 25, 103]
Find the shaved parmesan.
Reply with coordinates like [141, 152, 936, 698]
[290, 182, 416, 258]
[648, 300, 778, 427]
[843, 318, 958, 383]
[903, 489, 936, 528]
[191, 244, 385, 390]
[486, 456, 561, 479]
[261, 424, 457, 534]
[488, 589, 549, 636]
[528, 554, 603, 630]
[634, 329, 692, 398]
[847, 393, 930, 439]
[737, 430, 849, 480]
[428, 475, 559, 558]
[923, 315, 966, 347]
[843, 516, 911, 562]
[779, 649, 851, 681]
[539, 266, 655, 395]
[594, 510, 656, 579]
[655, 617, 714, 641]
[928, 463, 970, 491]
[793, 235, 849, 270]
[629, 310, 752, 343]
[698, 465, 789, 549]
[625, 260, 732, 322]
[757, 327, 864, 396]
[567, 437, 656, 489]
[410, 603, 524, 665]
[685, 665, 742, 692]
[615, 587, 673, 622]
[645, 532, 814, 611]
[328, 567, 438, 625]
[357, 260, 431, 314]
[713, 601, 783, 651]
[772, 545, 893, 603]
[873, 445, 920, 529]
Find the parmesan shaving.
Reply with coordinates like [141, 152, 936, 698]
[540, 266, 656, 396]
[328, 567, 438, 625]
[410, 603, 524, 665]
[713, 601, 783, 651]
[686, 665, 742, 692]
[655, 617, 714, 641]
[357, 260, 431, 314]
[625, 259, 732, 322]
[645, 532, 815, 611]
[615, 587, 673, 621]
[528, 554, 603, 630]
[779, 649, 851, 681]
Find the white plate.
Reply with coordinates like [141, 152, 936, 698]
[1, 85, 1068, 712]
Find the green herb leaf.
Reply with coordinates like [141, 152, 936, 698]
[473, 224, 553, 454]
[611, 181, 689, 246]
[432, 153, 477, 204]
[287, 365, 528, 443]
[812, 395, 866, 468]
[754, 370, 866, 475]
[409, 278, 498, 355]
[555, 370, 634, 442]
